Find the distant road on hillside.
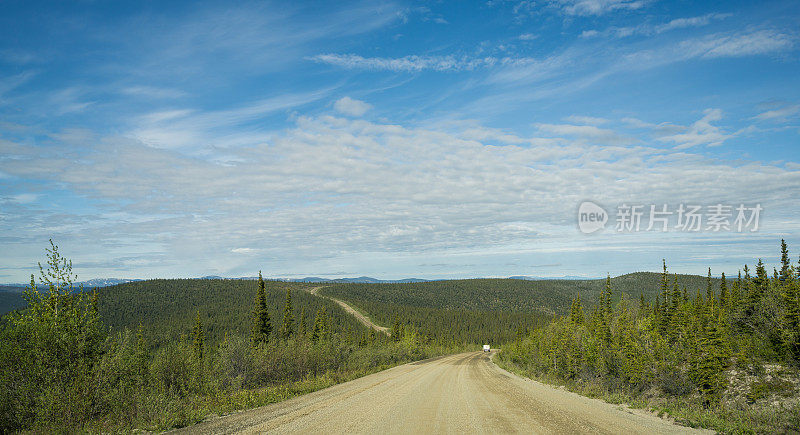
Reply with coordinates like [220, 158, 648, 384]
[308, 286, 389, 334]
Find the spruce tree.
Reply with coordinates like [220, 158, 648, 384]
[282, 288, 294, 340]
[638, 292, 647, 316]
[570, 294, 585, 324]
[299, 307, 307, 336]
[781, 279, 800, 364]
[706, 268, 714, 302]
[599, 276, 613, 345]
[391, 319, 401, 340]
[692, 308, 729, 407]
[749, 259, 768, 313]
[192, 310, 204, 361]
[312, 307, 326, 342]
[658, 261, 670, 333]
[732, 270, 742, 308]
[780, 239, 792, 282]
[251, 271, 271, 347]
[719, 272, 729, 311]
[668, 276, 683, 341]
[670, 275, 682, 317]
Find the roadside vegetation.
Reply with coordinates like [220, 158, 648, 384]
[3, 240, 798, 433]
[498, 240, 800, 434]
[0, 242, 463, 433]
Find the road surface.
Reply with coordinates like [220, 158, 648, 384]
[176, 351, 708, 434]
[308, 286, 389, 334]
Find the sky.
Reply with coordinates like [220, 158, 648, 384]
[1, 0, 799, 282]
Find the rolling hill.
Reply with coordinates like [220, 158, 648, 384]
[320, 271, 731, 316]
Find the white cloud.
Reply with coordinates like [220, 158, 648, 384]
[535, 123, 635, 144]
[681, 29, 795, 59]
[334, 97, 372, 117]
[654, 13, 732, 33]
[752, 104, 800, 122]
[518, 33, 538, 40]
[2, 113, 799, 280]
[130, 89, 332, 149]
[310, 53, 504, 72]
[655, 109, 734, 149]
[122, 86, 187, 99]
[9, 194, 37, 204]
[0, 71, 36, 98]
[581, 13, 732, 39]
[552, 0, 648, 16]
[563, 115, 609, 125]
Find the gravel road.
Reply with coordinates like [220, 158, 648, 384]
[175, 351, 710, 434]
[308, 286, 389, 334]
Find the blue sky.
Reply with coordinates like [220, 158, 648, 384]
[1, 0, 799, 282]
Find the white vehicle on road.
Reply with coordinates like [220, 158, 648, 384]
[483, 344, 490, 352]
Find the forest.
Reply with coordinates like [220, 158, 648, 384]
[321, 273, 730, 315]
[0, 243, 462, 432]
[498, 240, 800, 433]
[1, 240, 798, 433]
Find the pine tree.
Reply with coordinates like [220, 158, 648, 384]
[282, 288, 294, 340]
[251, 271, 271, 347]
[599, 276, 613, 345]
[670, 275, 682, 316]
[668, 275, 683, 341]
[192, 310, 204, 361]
[653, 297, 661, 321]
[299, 307, 307, 336]
[570, 294, 585, 325]
[391, 319, 402, 341]
[781, 278, 800, 364]
[694, 289, 704, 311]
[134, 323, 149, 385]
[312, 307, 327, 342]
[656, 261, 671, 333]
[732, 270, 742, 308]
[692, 308, 729, 407]
[749, 259, 768, 313]
[780, 239, 793, 282]
[706, 268, 715, 302]
[638, 292, 647, 316]
[719, 272, 729, 311]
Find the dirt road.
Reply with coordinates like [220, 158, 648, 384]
[176, 351, 708, 434]
[308, 286, 389, 334]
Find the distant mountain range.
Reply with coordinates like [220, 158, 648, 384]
[0, 278, 143, 292]
[508, 275, 599, 281]
[2, 275, 603, 290]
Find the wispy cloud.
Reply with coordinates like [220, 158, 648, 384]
[680, 29, 795, 59]
[334, 97, 372, 117]
[121, 86, 186, 99]
[309, 53, 505, 72]
[534, 122, 636, 144]
[130, 89, 334, 150]
[653, 109, 734, 149]
[0, 71, 36, 98]
[581, 13, 732, 39]
[514, 0, 649, 17]
[752, 104, 800, 122]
